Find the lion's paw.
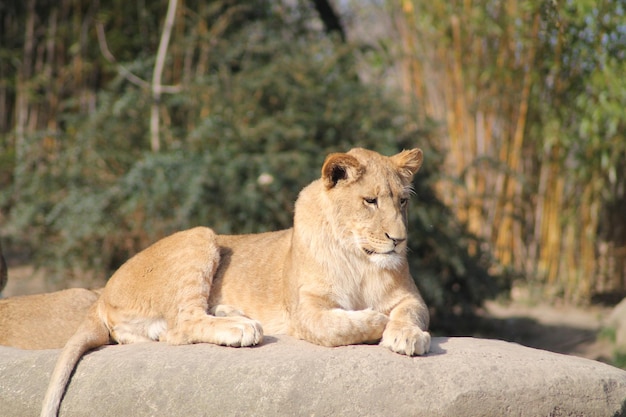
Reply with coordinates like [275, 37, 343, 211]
[350, 308, 389, 341]
[216, 317, 264, 347]
[234, 318, 264, 347]
[380, 323, 430, 356]
[358, 308, 390, 329]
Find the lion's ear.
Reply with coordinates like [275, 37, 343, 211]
[321, 153, 365, 189]
[391, 148, 423, 181]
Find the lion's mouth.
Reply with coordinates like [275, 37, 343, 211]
[363, 248, 395, 256]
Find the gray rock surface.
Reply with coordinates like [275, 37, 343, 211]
[1, 336, 625, 417]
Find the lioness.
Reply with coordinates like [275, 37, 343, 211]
[41, 148, 431, 417]
[0, 288, 101, 349]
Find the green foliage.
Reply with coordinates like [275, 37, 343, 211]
[534, 0, 626, 185]
[1, 0, 507, 326]
[599, 327, 626, 370]
[610, 351, 626, 371]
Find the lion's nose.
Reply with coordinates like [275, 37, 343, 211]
[385, 233, 406, 246]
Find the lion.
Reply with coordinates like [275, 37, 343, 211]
[0, 288, 101, 349]
[40, 148, 431, 417]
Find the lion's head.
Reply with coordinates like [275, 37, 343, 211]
[304, 148, 423, 270]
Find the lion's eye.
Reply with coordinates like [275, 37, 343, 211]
[364, 197, 378, 206]
[400, 198, 409, 208]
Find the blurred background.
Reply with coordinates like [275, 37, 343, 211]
[0, 0, 624, 366]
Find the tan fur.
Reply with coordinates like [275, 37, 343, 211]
[0, 288, 101, 349]
[41, 148, 431, 417]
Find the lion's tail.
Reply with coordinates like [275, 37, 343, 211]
[40, 303, 110, 417]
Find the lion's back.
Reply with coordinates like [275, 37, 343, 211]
[0, 288, 100, 349]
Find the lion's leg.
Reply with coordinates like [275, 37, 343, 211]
[292, 293, 389, 347]
[163, 277, 262, 347]
[380, 294, 431, 356]
[209, 304, 247, 317]
[142, 229, 262, 347]
[111, 320, 166, 344]
[296, 308, 388, 347]
[164, 306, 263, 347]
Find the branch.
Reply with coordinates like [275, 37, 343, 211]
[150, 0, 179, 152]
[95, 22, 149, 89]
[152, 0, 178, 97]
[95, 20, 181, 94]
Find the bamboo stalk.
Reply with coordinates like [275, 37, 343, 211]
[393, 0, 626, 303]
[449, 14, 466, 177]
[494, 13, 540, 265]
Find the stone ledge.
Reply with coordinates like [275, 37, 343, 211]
[1, 336, 625, 417]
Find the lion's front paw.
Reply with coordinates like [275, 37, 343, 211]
[351, 308, 389, 342]
[359, 308, 389, 330]
[228, 317, 264, 347]
[380, 323, 430, 356]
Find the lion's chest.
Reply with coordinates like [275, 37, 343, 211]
[330, 268, 392, 311]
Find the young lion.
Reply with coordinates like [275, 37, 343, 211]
[41, 148, 431, 417]
[0, 288, 101, 349]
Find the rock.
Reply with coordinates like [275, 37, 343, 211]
[1, 336, 625, 417]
